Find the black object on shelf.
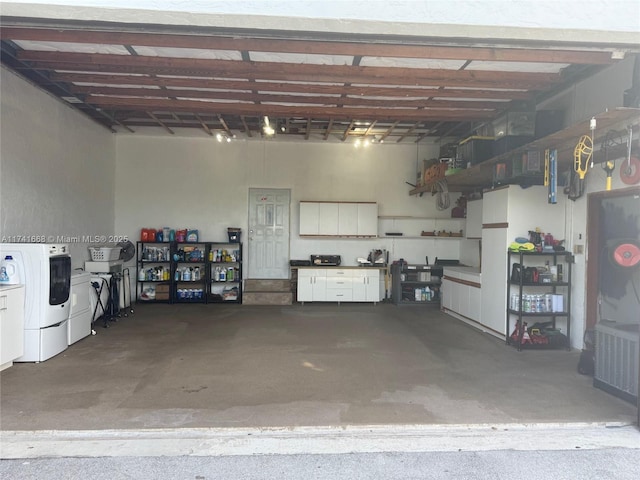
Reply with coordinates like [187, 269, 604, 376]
[506, 250, 573, 351]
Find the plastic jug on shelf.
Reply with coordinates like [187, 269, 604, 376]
[0, 255, 20, 284]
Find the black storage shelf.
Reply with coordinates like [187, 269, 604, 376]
[509, 281, 569, 287]
[136, 241, 243, 305]
[506, 250, 573, 351]
[391, 263, 443, 306]
[508, 309, 568, 317]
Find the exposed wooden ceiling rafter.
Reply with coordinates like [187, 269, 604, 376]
[324, 118, 334, 140]
[83, 95, 496, 121]
[240, 115, 252, 137]
[1, 21, 633, 142]
[342, 120, 355, 142]
[147, 111, 174, 134]
[193, 113, 212, 135]
[0, 27, 618, 65]
[218, 114, 232, 136]
[16, 51, 560, 89]
[396, 122, 421, 143]
[66, 85, 506, 110]
[380, 121, 400, 141]
[305, 118, 312, 140]
[49, 73, 533, 100]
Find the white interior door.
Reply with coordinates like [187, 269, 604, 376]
[248, 188, 290, 279]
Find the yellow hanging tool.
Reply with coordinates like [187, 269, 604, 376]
[603, 160, 615, 190]
[573, 134, 593, 180]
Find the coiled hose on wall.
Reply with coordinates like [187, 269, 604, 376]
[432, 179, 450, 211]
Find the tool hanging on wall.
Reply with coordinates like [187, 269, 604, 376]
[606, 238, 640, 304]
[609, 240, 640, 269]
[544, 149, 557, 204]
[568, 118, 596, 201]
[601, 135, 616, 191]
[620, 125, 640, 185]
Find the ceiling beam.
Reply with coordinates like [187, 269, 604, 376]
[324, 118, 334, 141]
[396, 123, 421, 143]
[218, 114, 232, 136]
[342, 120, 355, 142]
[305, 118, 312, 140]
[380, 121, 400, 141]
[147, 111, 174, 134]
[415, 121, 445, 143]
[67, 85, 506, 110]
[17, 51, 559, 89]
[1, 27, 619, 64]
[84, 95, 496, 121]
[194, 113, 212, 135]
[364, 121, 377, 136]
[240, 115, 252, 137]
[50, 73, 532, 100]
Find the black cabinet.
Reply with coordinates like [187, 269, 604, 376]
[391, 263, 443, 306]
[136, 241, 242, 304]
[506, 250, 573, 350]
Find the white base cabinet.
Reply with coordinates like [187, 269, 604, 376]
[0, 284, 25, 371]
[297, 269, 327, 302]
[441, 267, 482, 324]
[297, 268, 380, 303]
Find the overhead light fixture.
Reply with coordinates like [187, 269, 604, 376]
[354, 136, 379, 148]
[263, 115, 275, 136]
[216, 132, 235, 143]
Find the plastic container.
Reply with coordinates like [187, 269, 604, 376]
[0, 255, 20, 284]
[88, 246, 122, 261]
[187, 229, 199, 242]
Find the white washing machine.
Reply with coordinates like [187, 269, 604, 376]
[0, 243, 71, 362]
[68, 271, 92, 345]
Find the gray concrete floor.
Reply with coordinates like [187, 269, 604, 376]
[0, 303, 636, 431]
[3, 449, 640, 480]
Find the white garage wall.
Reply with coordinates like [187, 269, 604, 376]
[0, 67, 116, 268]
[114, 136, 464, 269]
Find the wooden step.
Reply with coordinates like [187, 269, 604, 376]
[244, 279, 291, 293]
[242, 291, 293, 306]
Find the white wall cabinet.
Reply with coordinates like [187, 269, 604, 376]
[338, 203, 358, 236]
[357, 203, 379, 236]
[300, 202, 340, 235]
[465, 199, 483, 239]
[300, 202, 377, 237]
[482, 187, 509, 224]
[297, 268, 380, 303]
[0, 284, 25, 371]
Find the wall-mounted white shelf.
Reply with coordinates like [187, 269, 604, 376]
[381, 235, 463, 239]
[378, 216, 465, 238]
